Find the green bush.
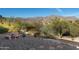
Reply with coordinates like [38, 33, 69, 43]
[0, 26, 9, 34]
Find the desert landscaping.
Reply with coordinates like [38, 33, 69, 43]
[0, 15, 79, 50]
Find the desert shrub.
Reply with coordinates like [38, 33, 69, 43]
[0, 26, 9, 34]
[68, 21, 79, 40]
[41, 18, 79, 39]
[46, 18, 70, 38]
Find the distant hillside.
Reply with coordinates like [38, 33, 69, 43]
[13, 16, 79, 23]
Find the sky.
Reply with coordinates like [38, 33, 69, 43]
[0, 8, 79, 18]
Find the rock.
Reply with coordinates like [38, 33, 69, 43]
[49, 46, 55, 50]
[29, 48, 36, 50]
[39, 45, 44, 48]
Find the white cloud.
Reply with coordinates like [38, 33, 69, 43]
[55, 9, 79, 17]
[55, 8, 63, 13]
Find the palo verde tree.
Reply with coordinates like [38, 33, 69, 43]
[50, 18, 70, 38]
[68, 21, 79, 40]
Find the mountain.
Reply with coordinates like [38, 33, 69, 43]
[6, 15, 79, 23]
[24, 16, 79, 21]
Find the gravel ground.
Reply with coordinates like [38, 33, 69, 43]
[0, 34, 78, 50]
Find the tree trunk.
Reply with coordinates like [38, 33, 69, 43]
[72, 37, 74, 41]
[58, 34, 62, 39]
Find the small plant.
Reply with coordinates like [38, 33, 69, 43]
[0, 26, 9, 34]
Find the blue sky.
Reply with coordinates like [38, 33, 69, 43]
[0, 8, 79, 18]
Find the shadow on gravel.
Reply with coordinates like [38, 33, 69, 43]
[0, 35, 78, 50]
